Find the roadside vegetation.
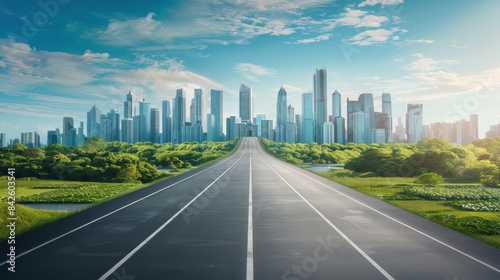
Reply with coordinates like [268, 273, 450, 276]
[261, 138, 500, 248]
[0, 139, 239, 242]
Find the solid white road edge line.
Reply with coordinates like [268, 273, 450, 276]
[246, 139, 254, 280]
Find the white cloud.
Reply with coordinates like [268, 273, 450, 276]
[104, 12, 160, 36]
[404, 53, 457, 72]
[345, 28, 401, 46]
[234, 63, 278, 81]
[337, 8, 388, 28]
[292, 34, 331, 44]
[359, 0, 404, 7]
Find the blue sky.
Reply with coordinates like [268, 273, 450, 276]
[1, 0, 500, 144]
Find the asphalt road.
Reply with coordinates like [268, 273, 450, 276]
[1, 137, 500, 279]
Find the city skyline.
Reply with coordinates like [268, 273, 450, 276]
[1, 1, 500, 142]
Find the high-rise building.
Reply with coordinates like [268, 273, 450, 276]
[470, 114, 479, 143]
[0, 133, 6, 147]
[382, 93, 393, 143]
[406, 104, 423, 144]
[314, 68, 328, 143]
[21, 132, 40, 148]
[322, 122, 334, 144]
[162, 100, 172, 143]
[352, 112, 365, 143]
[121, 118, 133, 144]
[276, 86, 287, 142]
[62, 117, 74, 146]
[333, 116, 345, 144]
[138, 96, 152, 142]
[47, 129, 61, 146]
[254, 114, 266, 137]
[332, 90, 341, 118]
[124, 87, 134, 119]
[287, 105, 295, 123]
[206, 114, 215, 141]
[295, 114, 302, 143]
[77, 121, 84, 146]
[394, 117, 405, 142]
[285, 122, 296, 143]
[106, 109, 120, 142]
[189, 98, 195, 126]
[347, 93, 375, 143]
[172, 89, 186, 144]
[261, 120, 274, 141]
[239, 83, 253, 123]
[194, 88, 205, 129]
[301, 92, 314, 143]
[226, 116, 238, 141]
[151, 107, 160, 143]
[87, 105, 101, 138]
[210, 89, 224, 141]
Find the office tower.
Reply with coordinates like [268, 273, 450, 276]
[87, 105, 101, 138]
[352, 112, 365, 143]
[194, 88, 205, 130]
[172, 89, 186, 144]
[332, 90, 341, 118]
[470, 114, 479, 143]
[261, 120, 274, 141]
[374, 112, 389, 143]
[211, 89, 224, 141]
[334, 116, 345, 144]
[121, 118, 133, 144]
[0, 133, 6, 147]
[347, 93, 374, 143]
[226, 116, 238, 141]
[359, 93, 375, 144]
[295, 114, 302, 143]
[394, 117, 405, 142]
[124, 87, 134, 119]
[189, 98, 195, 125]
[239, 83, 253, 123]
[423, 125, 431, 140]
[254, 114, 266, 137]
[47, 129, 61, 146]
[162, 100, 172, 143]
[287, 105, 295, 123]
[206, 114, 215, 141]
[137, 96, 152, 142]
[62, 117, 74, 146]
[21, 132, 40, 148]
[276, 86, 287, 142]
[99, 113, 111, 141]
[285, 122, 296, 143]
[106, 109, 120, 142]
[151, 107, 160, 143]
[314, 68, 328, 143]
[301, 93, 314, 143]
[322, 122, 334, 144]
[382, 93, 393, 143]
[77, 122, 84, 146]
[406, 104, 423, 144]
[133, 115, 141, 143]
[486, 124, 500, 138]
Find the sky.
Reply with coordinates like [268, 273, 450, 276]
[1, 0, 500, 144]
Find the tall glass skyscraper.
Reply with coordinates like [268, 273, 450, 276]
[138, 96, 151, 142]
[210, 89, 223, 141]
[382, 93, 393, 143]
[314, 68, 327, 143]
[107, 109, 120, 142]
[124, 87, 134, 119]
[194, 88, 205, 130]
[239, 83, 253, 123]
[173, 89, 186, 144]
[276, 86, 287, 142]
[332, 90, 341, 118]
[150, 107, 160, 143]
[162, 100, 172, 143]
[87, 105, 101, 139]
[62, 117, 74, 147]
[406, 104, 423, 143]
[301, 92, 314, 143]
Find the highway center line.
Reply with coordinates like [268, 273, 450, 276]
[255, 143, 395, 280]
[97, 151, 245, 280]
[246, 139, 254, 280]
[0, 140, 245, 268]
[256, 141, 500, 274]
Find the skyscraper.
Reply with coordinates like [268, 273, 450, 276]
[352, 111, 365, 143]
[276, 86, 287, 142]
[47, 129, 61, 146]
[406, 104, 423, 144]
[124, 87, 134, 119]
[254, 114, 266, 137]
[173, 89, 186, 144]
[287, 105, 295, 123]
[226, 116, 238, 141]
[151, 107, 160, 143]
[21, 132, 40, 148]
[332, 90, 341, 118]
[0, 133, 6, 147]
[194, 88, 205, 130]
[138, 96, 151, 142]
[162, 100, 172, 143]
[314, 68, 327, 143]
[107, 109, 120, 142]
[62, 117, 74, 146]
[121, 118, 133, 144]
[239, 83, 253, 123]
[347, 93, 374, 144]
[301, 92, 314, 143]
[210, 89, 223, 141]
[382, 93, 393, 143]
[261, 120, 274, 141]
[87, 105, 101, 138]
[333, 116, 345, 144]
[359, 93, 375, 144]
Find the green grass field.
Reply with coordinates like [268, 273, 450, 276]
[316, 170, 500, 248]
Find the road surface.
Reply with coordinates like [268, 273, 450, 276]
[1, 137, 500, 279]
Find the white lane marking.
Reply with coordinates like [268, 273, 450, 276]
[254, 146, 395, 280]
[256, 140, 500, 274]
[246, 139, 254, 280]
[98, 152, 245, 280]
[0, 141, 245, 267]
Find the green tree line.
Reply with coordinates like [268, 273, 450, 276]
[0, 138, 238, 183]
[261, 138, 500, 187]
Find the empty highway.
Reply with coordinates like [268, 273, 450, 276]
[1, 137, 500, 279]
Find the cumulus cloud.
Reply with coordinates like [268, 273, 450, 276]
[336, 8, 388, 28]
[292, 34, 331, 44]
[359, 0, 404, 7]
[404, 53, 457, 72]
[234, 63, 278, 81]
[345, 28, 402, 46]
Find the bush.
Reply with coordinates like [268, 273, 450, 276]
[414, 172, 444, 187]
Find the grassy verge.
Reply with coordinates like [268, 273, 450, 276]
[0, 138, 242, 242]
[316, 170, 500, 248]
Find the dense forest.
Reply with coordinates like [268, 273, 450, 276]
[0, 138, 238, 183]
[261, 138, 500, 187]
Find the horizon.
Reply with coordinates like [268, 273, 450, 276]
[1, 0, 500, 144]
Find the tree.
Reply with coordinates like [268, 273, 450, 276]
[414, 172, 444, 187]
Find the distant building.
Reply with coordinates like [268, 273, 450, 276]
[322, 122, 334, 144]
[62, 117, 75, 146]
[261, 120, 274, 141]
[254, 114, 266, 137]
[0, 133, 6, 147]
[239, 83, 253, 123]
[162, 100, 172, 143]
[121, 118, 133, 144]
[172, 89, 186, 144]
[47, 129, 61, 146]
[301, 92, 314, 143]
[276, 86, 287, 142]
[314, 68, 328, 143]
[150, 107, 160, 143]
[406, 104, 423, 144]
[211, 89, 224, 141]
[21, 132, 40, 148]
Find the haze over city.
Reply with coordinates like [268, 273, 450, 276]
[1, 0, 500, 143]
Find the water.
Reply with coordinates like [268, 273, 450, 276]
[21, 203, 90, 211]
[300, 164, 344, 172]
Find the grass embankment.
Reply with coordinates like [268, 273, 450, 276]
[0, 138, 242, 242]
[316, 170, 500, 248]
